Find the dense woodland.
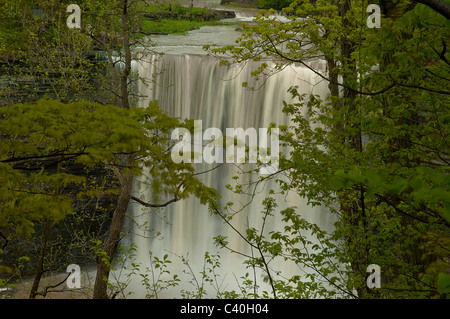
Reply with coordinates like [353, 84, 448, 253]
[0, 0, 449, 299]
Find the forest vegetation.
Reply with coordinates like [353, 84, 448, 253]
[0, 0, 449, 299]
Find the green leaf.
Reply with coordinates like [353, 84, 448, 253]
[437, 273, 450, 295]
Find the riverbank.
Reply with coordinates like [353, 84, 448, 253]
[138, 3, 237, 35]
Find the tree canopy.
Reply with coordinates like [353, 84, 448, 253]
[0, 0, 449, 299]
[206, 0, 450, 298]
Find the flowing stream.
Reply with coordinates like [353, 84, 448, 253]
[122, 6, 334, 298]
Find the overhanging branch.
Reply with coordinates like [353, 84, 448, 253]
[130, 195, 179, 208]
[415, 0, 450, 19]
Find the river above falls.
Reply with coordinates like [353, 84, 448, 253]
[144, 1, 290, 55]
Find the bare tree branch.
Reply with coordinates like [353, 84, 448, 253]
[130, 195, 179, 208]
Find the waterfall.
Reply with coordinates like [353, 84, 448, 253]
[125, 52, 333, 298]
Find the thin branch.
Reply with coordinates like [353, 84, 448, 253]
[1, 149, 87, 164]
[35, 272, 71, 298]
[211, 205, 257, 250]
[130, 195, 179, 208]
[263, 33, 397, 96]
[192, 164, 224, 176]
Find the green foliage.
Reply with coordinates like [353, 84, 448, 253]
[437, 273, 450, 295]
[0, 0, 221, 298]
[0, 98, 218, 285]
[257, 0, 295, 10]
[211, 198, 348, 299]
[0, 0, 110, 106]
[143, 2, 215, 16]
[0, 97, 218, 233]
[2, 0, 448, 300]
[0, 100, 121, 235]
[329, 166, 450, 224]
[207, 0, 450, 298]
[140, 252, 180, 298]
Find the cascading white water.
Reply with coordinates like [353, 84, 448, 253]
[125, 51, 333, 298]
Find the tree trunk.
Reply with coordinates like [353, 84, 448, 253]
[337, 0, 369, 299]
[29, 157, 63, 299]
[92, 0, 133, 299]
[92, 155, 134, 299]
[120, 0, 131, 110]
[29, 219, 52, 299]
